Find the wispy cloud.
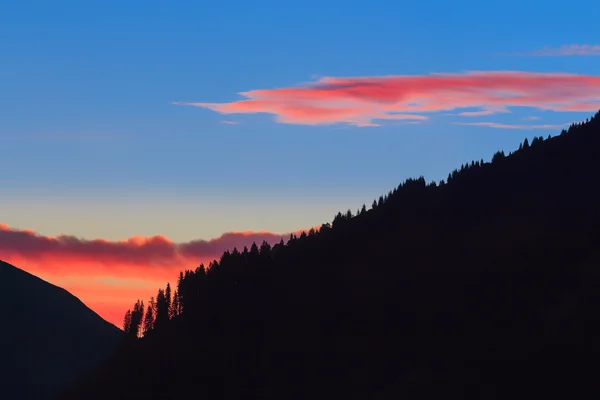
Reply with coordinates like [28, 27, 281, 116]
[0, 132, 129, 140]
[531, 44, 600, 56]
[174, 71, 600, 127]
[453, 121, 568, 130]
[522, 116, 541, 121]
[452, 108, 512, 117]
[221, 120, 238, 125]
[455, 110, 497, 117]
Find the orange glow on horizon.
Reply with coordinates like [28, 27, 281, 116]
[1, 223, 320, 328]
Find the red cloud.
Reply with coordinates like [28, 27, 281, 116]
[174, 71, 600, 126]
[0, 223, 315, 278]
[532, 45, 600, 56]
[0, 223, 319, 327]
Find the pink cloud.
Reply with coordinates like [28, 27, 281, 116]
[532, 45, 600, 56]
[0, 223, 317, 279]
[523, 116, 541, 121]
[453, 121, 568, 130]
[173, 71, 600, 126]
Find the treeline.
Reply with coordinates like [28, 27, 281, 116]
[64, 110, 600, 399]
[122, 111, 600, 337]
[122, 282, 182, 339]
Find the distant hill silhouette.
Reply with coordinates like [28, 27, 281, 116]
[62, 111, 600, 399]
[0, 261, 122, 399]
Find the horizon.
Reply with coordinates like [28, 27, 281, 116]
[2, 0, 600, 327]
[1, 114, 596, 327]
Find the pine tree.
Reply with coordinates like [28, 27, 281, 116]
[155, 288, 169, 330]
[170, 291, 180, 319]
[333, 211, 344, 226]
[250, 242, 260, 257]
[165, 283, 172, 315]
[492, 151, 505, 163]
[137, 300, 144, 337]
[148, 296, 156, 322]
[127, 300, 144, 339]
[123, 309, 132, 334]
[260, 241, 271, 257]
[176, 271, 184, 299]
[142, 299, 155, 335]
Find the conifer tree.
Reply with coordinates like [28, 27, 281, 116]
[165, 283, 172, 314]
[170, 291, 180, 319]
[154, 288, 169, 330]
[123, 309, 132, 334]
[260, 241, 272, 257]
[142, 298, 155, 335]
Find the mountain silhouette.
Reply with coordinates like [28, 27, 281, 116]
[0, 261, 122, 399]
[62, 112, 600, 399]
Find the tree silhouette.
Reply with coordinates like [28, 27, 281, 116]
[492, 150, 505, 163]
[260, 241, 272, 257]
[142, 297, 155, 335]
[64, 111, 600, 400]
[250, 242, 260, 258]
[170, 291, 180, 319]
[165, 283, 172, 315]
[122, 310, 131, 334]
[154, 288, 169, 330]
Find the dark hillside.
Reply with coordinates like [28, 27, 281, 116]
[62, 112, 600, 399]
[0, 261, 122, 399]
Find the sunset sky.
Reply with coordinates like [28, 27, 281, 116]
[1, 0, 599, 327]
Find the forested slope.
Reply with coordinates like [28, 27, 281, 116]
[63, 112, 600, 399]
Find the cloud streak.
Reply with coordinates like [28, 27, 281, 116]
[531, 45, 600, 56]
[455, 110, 498, 117]
[453, 122, 568, 130]
[174, 71, 600, 127]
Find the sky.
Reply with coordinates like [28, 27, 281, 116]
[1, 0, 599, 327]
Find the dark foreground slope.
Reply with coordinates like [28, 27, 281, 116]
[63, 113, 600, 400]
[0, 261, 122, 399]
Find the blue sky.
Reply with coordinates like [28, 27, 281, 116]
[1, 0, 599, 241]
